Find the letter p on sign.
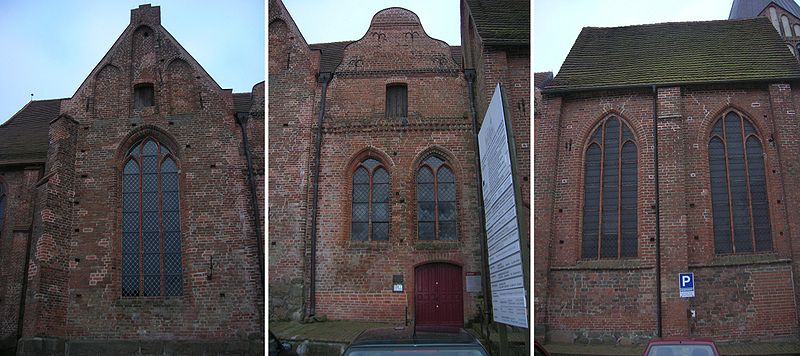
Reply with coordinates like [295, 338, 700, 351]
[679, 272, 695, 298]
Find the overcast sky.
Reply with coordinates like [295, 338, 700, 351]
[282, 0, 461, 46]
[534, 0, 733, 75]
[0, 0, 264, 124]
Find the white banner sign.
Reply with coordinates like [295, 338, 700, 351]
[478, 84, 528, 329]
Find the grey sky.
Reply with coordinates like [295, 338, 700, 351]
[534, 0, 733, 75]
[282, 0, 461, 46]
[0, 0, 264, 124]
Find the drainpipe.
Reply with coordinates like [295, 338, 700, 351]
[236, 111, 264, 293]
[652, 85, 662, 338]
[464, 69, 492, 346]
[309, 72, 332, 317]
[16, 168, 44, 347]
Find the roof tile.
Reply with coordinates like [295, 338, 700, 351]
[545, 18, 800, 92]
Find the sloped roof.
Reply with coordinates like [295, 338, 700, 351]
[233, 93, 252, 113]
[309, 41, 464, 73]
[729, 0, 800, 20]
[534, 71, 553, 89]
[464, 0, 530, 45]
[450, 46, 463, 67]
[0, 99, 62, 166]
[545, 18, 800, 93]
[309, 41, 352, 73]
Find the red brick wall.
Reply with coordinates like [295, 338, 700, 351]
[308, 7, 482, 325]
[0, 167, 42, 349]
[19, 4, 263, 343]
[267, 0, 318, 321]
[537, 83, 800, 343]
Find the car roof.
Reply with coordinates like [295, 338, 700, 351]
[647, 337, 716, 344]
[349, 326, 482, 347]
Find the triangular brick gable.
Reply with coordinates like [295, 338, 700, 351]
[62, 4, 226, 118]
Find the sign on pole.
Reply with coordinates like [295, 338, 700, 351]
[679, 272, 695, 298]
[478, 84, 528, 329]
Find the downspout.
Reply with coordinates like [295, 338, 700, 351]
[652, 85, 662, 338]
[309, 72, 332, 317]
[236, 111, 265, 293]
[16, 168, 44, 346]
[464, 69, 492, 345]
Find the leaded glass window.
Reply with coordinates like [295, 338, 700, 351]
[582, 116, 637, 259]
[709, 112, 771, 254]
[351, 158, 389, 241]
[122, 138, 182, 297]
[417, 155, 457, 240]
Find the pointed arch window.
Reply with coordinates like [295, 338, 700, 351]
[709, 112, 771, 254]
[351, 158, 389, 241]
[582, 116, 637, 259]
[122, 138, 182, 297]
[417, 155, 457, 240]
[0, 183, 6, 238]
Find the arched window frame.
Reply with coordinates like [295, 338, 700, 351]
[415, 154, 458, 241]
[350, 157, 390, 242]
[121, 136, 182, 297]
[707, 110, 772, 254]
[581, 115, 638, 259]
[782, 14, 793, 38]
[770, 7, 781, 33]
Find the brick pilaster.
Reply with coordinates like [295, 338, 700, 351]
[656, 87, 690, 337]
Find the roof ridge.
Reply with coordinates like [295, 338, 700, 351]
[582, 17, 767, 31]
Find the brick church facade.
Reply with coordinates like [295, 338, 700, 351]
[268, 0, 528, 328]
[0, 5, 264, 355]
[536, 0, 800, 345]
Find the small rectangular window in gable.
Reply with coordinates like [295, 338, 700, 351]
[134, 84, 155, 109]
[386, 84, 407, 118]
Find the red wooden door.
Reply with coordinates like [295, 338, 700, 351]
[415, 263, 463, 327]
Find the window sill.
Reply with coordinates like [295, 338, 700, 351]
[552, 258, 651, 271]
[690, 253, 790, 268]
[115, 296, 184, 307]
[347, 240, 391, 250]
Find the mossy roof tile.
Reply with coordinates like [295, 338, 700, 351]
[544, 18, 800, 93]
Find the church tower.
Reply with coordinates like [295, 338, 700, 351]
[730, 0, 800, 57]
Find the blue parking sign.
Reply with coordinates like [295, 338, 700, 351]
[679, 273, 694, 298]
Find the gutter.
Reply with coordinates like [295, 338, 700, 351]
[235, 111, 265, 293]
[464, 69, 492, 347]
[309, 72, 332, 317]
[541, 76, 800, 95]
[652, 85, 662, 338]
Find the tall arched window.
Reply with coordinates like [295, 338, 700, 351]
[0, 183, 6, 238]
[769, 7, 781, 33]
[351, 158, 389, 241]
[582, 116, 637, 259]
[709, 112, 771, 254]
[417, 155, 457, 240]
[122, 138, 182, 297]
[782, 15, 793, 38]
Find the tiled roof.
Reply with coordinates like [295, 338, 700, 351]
[0, 99, 62, 166]
[233, 93, 252, 113]
[451, 46, 463, 67]
[464, 0, 530, 45]
[309, 41, 351, 73]
[534, 71, 553, 89]
[545, 18, 800, 93]
[729, 0, 800, 20]
[310, 41, 463, 73]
